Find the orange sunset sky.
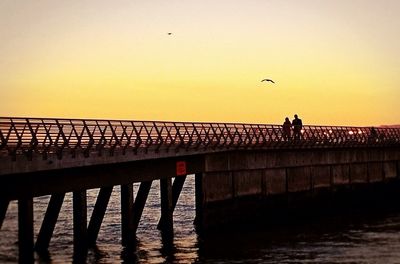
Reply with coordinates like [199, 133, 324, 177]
[0, 1, 399, 126]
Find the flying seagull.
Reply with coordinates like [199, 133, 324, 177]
[261, 79, 275, 84]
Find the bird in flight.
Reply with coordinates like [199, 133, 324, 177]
[261, 79, 275, 83]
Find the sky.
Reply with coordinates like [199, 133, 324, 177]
[0, 0, 399, 126]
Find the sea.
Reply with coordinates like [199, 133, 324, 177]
[2, 175, 400, 263]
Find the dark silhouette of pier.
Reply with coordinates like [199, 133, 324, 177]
[1, 117, 400, 263]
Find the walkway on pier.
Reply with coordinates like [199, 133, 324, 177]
[1, 117, 400, 263]
[1, 117, 399, 175]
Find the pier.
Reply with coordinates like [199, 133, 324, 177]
[1, 117, 400, 263]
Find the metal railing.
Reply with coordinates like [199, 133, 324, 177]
[1, 117, 399, 160]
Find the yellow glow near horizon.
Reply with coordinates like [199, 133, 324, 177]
[1, 1, 399, 126]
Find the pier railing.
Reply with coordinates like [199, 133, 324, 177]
[1, 117, 400, 160]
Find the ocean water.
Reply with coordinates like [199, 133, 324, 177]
[2, 175, 400, 263]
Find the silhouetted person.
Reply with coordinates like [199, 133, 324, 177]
[369, 127, 378, 142]
[292, 114, 303, 141]
[282, 117, 292, 141]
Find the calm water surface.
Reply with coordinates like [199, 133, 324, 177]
[2, 176, 400, 263]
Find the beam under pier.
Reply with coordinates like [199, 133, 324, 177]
[133, 181, 152, 232]
[158, 177, 173, 234]
[73, 190, 88, 262]
[0, 199, 9, 230]
[18, 198, 34, 264]
[121, 184, 135, 247]
[35, 193, 65, 252]
[194, 173, 204, 229]
[87, 186, 113, 247]
[158, 175, 186, 229]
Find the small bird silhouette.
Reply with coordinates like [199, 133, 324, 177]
[261, 78, 275, 83]
[167, 32, 172, 35]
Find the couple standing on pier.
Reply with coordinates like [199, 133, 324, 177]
[282, 114, 303, 141]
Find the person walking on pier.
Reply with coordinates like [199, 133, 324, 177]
[292, 114, 303, 141]
[369, 127, 378, 142]
[282, 117, 292, 141]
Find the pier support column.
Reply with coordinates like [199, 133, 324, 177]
[18, 198, 34, 264]
[121, 184, 135, 247]
[159, 177, 173, 234]
[88, 186, 113, 247]
[73, 190, 88, 261]
[35, 193, 65, 252]
[194, 173, 204, 230]
[133, 181, 152, 232]
[158, 175, 186, 228]
[0, 199, 9, 230]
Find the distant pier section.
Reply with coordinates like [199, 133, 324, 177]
[1, 117, 400, 263]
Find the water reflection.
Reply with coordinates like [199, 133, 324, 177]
[120, 246, 139, 264]
[35, 248, 52, 263]
[197, 212, 400, 263]
[3, 176, 400, 263]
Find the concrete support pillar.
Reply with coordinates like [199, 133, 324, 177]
[35, 193, 65, 252]
[18, 198, 34, 264]
[121, 184, 135, 247]
[194, 173, 204, 230]
[171, 176, 187, 209]
[87, 186, 113, 247]
[133, 181, 152, 232]
[73, 190, 87, 261]
[159, 177, 173, 234]
[158, 175, 186, 229]
[0, 199, 9, 230]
